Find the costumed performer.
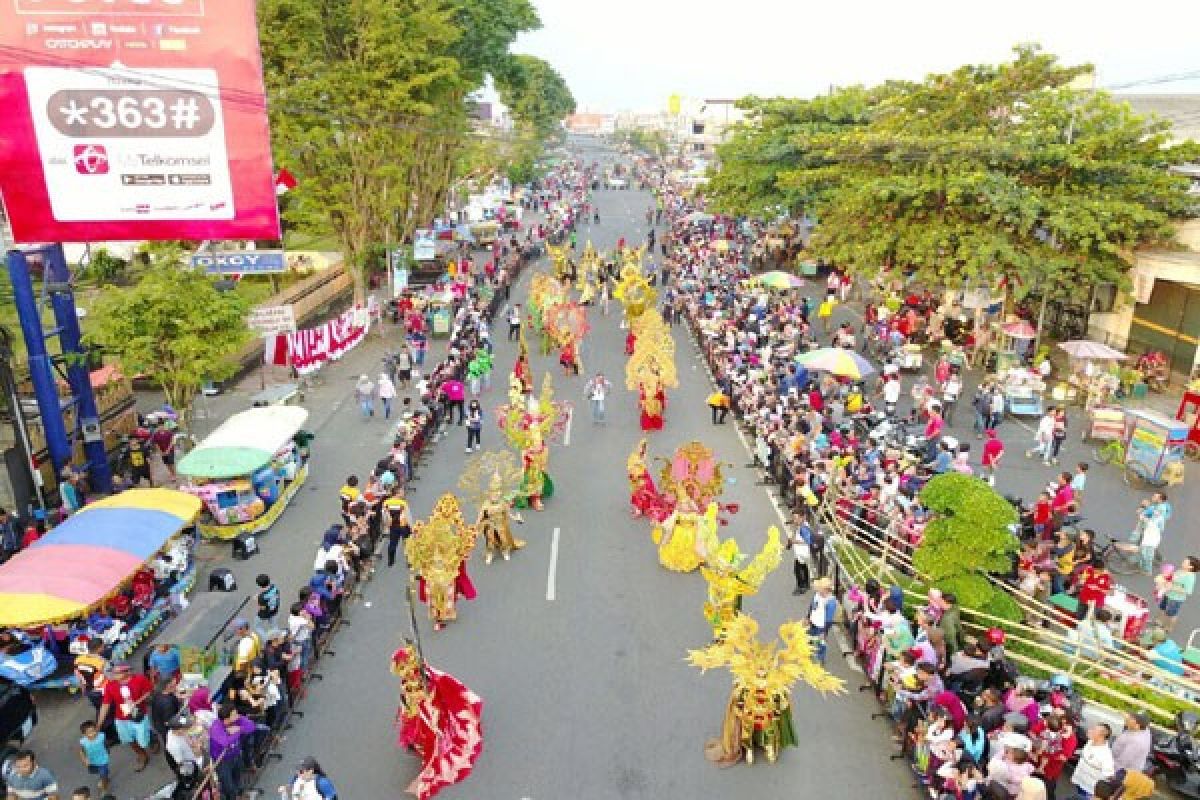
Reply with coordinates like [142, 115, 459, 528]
[638, 379, 666, 432]
[653, 499, 719, 573]
[476, 473, 525, 564]
[391, 642, 483, 799]
[408, 494, 478, 631]
[688, 614, 845, 767]
[627, 438, 669, 521]
[700, 527, 784, 641]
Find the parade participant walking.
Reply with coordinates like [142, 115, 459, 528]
[354, 374, 376, 419]
[507, 303, 522, 342]
[584, 371, 612, 423]
[465, 400, 483, 452]
[377, 373, 397, 420]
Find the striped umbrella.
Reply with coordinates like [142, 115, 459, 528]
[795, 347, 876, 379]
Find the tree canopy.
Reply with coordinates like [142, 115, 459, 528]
[912, 473, 1020, 620]
[710, 46, 1200, 300]
[86, 257, 250, 424]
[257, 0, 562, 300]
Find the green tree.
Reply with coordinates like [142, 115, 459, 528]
[495, 54, 575, 139]
[708, 88, 886, 217]
[712, 46, 1200, 301]
[258, 0, 549, 300]
[86, 265, 250, 426]
[258, 0, 465, 302]
[912, 473, 1021, 620]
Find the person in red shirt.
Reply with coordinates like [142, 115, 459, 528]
[19, 525, 40, 550]
[1032, 491, 1053, 539]
[96, 663, 155, 770]
[981, 429, 1005, 487]
[1076, 557, 1113, 619]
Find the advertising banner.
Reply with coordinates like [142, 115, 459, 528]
[413, 228, 436, 261]
[0, 0, 280, 242]
[191, 249, 286, 274]
[246, 304, 296, 337]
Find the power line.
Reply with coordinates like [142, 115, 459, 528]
[1104, 69, 1200, 91]
[0, 44, 548, 146]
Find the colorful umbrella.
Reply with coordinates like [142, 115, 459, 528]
[754, 271, 803, 290]
[1057, 340, 1128, 361]
[795, 347, 876, 379]
[1001, 320, 1038, 339]
[0, 489, 201, 626]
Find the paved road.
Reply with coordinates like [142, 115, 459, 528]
[29, 139, 1197, 799]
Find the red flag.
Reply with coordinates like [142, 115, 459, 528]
[275, 168, 298, 195]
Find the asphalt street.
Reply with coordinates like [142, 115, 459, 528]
[25, 140, 1197, 799]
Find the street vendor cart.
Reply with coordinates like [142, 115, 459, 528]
[1001, 366, 1045, 417]
[177, 406, 311, 539]
[1083, 406, 1126, 443]
[1123, 409, 1188, 488]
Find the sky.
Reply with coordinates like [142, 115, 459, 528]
[514, 0, 1200, 111]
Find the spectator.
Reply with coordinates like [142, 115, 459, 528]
[147, 643, 181, 682]
[1070, 724, 1115, 799]
[3, 750, 59, 800]
[1157, 555, 1196, 631]
[209, 705, 262, 800]
[77, 721, 110, 793]
[96, 663, 155, 772]
[256, 574, 281, 639]
[377, 372, 397, 420]
[278, 756, 337, 800]
[1111, 711, 1152, 774]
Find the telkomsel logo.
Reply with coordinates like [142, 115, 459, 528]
[73, 144, 109, 175]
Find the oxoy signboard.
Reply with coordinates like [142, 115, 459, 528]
[0, 0, 280, 242]
[190, 250, 286, 274]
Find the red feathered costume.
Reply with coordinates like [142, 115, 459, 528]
[392, 645, 483, 799]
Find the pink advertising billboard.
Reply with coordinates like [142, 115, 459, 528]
[0, 0, 281, 242]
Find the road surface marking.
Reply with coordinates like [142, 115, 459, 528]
[563, 407, 574, 447]
[546, 527, 561, 601]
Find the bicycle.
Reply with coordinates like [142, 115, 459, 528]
[1098, 534, 1161, 576]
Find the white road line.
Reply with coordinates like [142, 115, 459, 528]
[546, 526, 561, 601]
[563, 407, 574, 447]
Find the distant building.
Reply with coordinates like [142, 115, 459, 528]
[1088, 94, 1200, 373]
[673, 98, 746, 157]
[565, 112, 614, 135]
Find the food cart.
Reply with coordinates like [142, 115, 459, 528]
[1123, 409, 1188, 488]
[470, 220, 500, 248]
[144, 593, 247, 697]
[1083, 405, 1126, 442]
[1176, 390, 1200, 461]
[178, 406, 311, 539]
[425, 289, 454, 338]
[1000, 367, 1045, 417]
[0, 489, 200, 689]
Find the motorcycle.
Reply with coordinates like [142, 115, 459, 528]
[1149, 711, 1200, 798]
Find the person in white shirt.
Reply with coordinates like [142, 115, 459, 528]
[1071, 724, 1116, 797]
[1027, 410, 1057, 464]
[583, 372, 613, 424]
[882, 376, 902, 416]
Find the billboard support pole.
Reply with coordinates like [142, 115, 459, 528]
[6, 245, 112, 495]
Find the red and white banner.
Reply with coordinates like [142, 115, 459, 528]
[0, 0, 280, 242]
[265, 307, 371, 375]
